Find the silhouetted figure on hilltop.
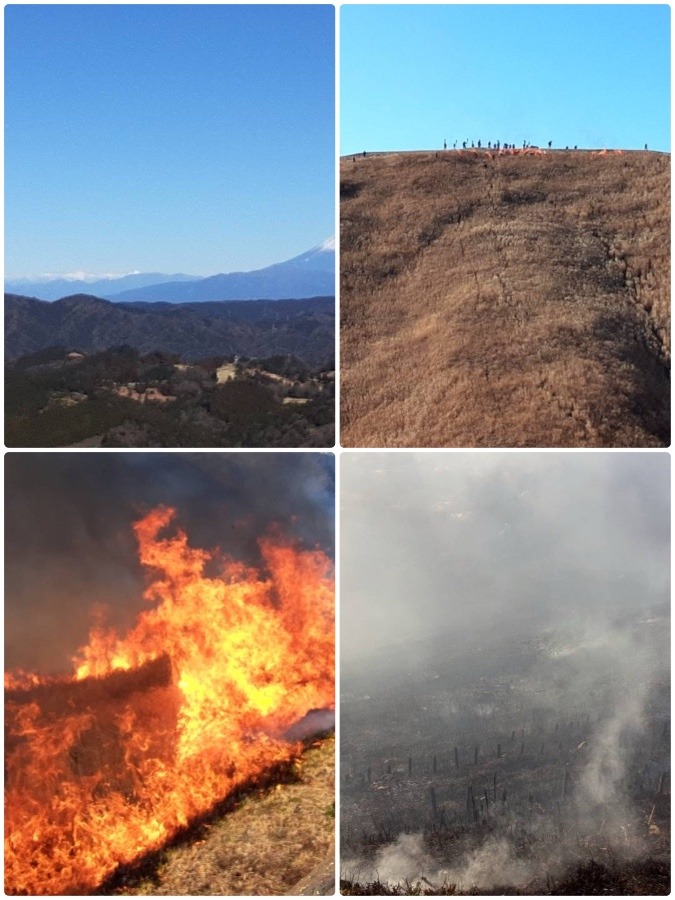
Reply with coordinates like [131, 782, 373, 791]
[444, 139, 447, 150]
[462, 141, 467, 149]
[363, 150, 366, 157]
[453, 141, 457, 149]
[477, 139, 481, 148]
[548, 140, 552, 148]
[645, 143, 648, 150]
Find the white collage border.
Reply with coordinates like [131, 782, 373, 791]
[2, 2, 672, 898]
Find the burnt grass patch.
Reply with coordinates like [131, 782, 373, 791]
[340, 622, 670, 895]
[341, 856, 671, 895]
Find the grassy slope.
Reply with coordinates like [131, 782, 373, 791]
[110, 736, 335, 896]
[341, 151, 670, 447]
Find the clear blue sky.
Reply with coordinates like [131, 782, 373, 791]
[341, 4, 670, 156]
[5, 5, 334, 278]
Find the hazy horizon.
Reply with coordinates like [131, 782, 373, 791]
[4, 237, 336, 284]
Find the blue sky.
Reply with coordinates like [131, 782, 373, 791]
[5, 5, 334, 278]
[341, 5, 670, 156]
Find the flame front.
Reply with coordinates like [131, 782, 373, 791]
[5, 507, 335, 895]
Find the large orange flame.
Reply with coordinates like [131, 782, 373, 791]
[5, 507, 335, 895]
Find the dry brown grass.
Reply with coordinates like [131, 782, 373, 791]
[340, 150, 670, 447]
[111, 736, 335, 896]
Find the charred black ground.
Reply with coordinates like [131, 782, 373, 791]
[340, 452, 670, 895]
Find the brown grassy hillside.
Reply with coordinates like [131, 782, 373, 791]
[340, 150, 670, 447]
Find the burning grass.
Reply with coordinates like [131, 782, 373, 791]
[107, 735, 335, 896]
[5, 508, 335, 896]
[340, 150, 670, 447]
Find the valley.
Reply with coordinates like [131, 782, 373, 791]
[6, 345, 334, 448]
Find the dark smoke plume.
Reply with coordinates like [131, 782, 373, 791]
[5, 452, 334, 675]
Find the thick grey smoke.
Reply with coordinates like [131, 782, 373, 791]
[341, 452, 669, 657]
[5, 452, 334, 674]
[341, 452, 669, 892]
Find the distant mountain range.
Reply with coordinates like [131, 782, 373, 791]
[5, 293, 334, 367]
[4, 272, 201, 303]
[5, 240, 335, 303]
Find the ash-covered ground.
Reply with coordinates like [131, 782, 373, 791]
[340, 453, 670, 895]
[341, 615, 669, 894]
